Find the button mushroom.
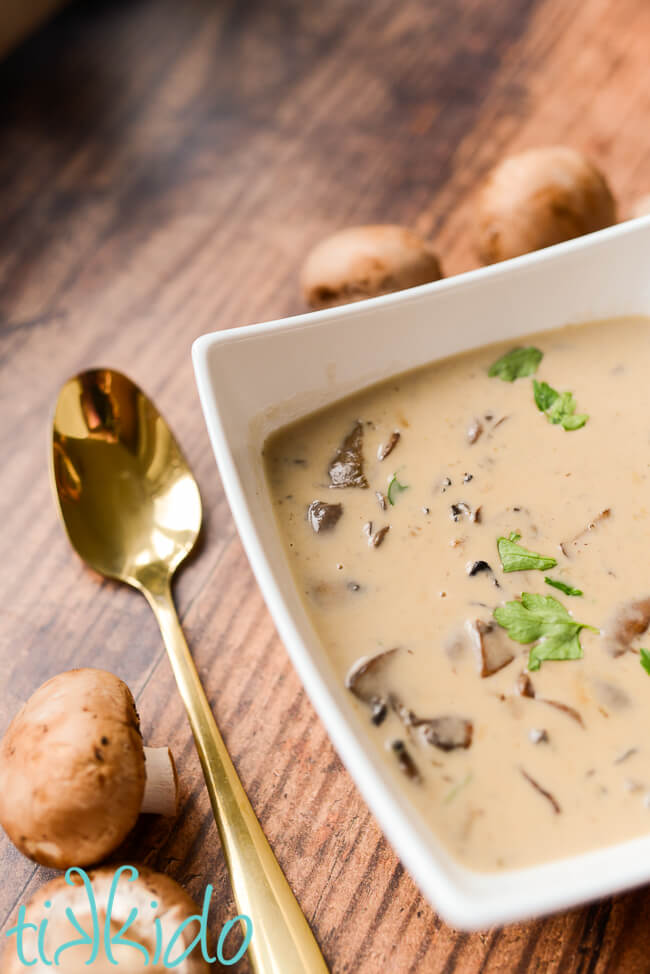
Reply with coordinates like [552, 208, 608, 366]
[2, 865, 211, 972]
[0, 669, 178, 869]
[301, 224, 443, 309]
[560, 508, 611, 558]
[475, 146, 616, 264]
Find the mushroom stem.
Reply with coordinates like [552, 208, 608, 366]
[142, 747, 179, 817]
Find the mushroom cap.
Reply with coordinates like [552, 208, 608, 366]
[301, 224, 443, 308]
[475, 146, 616, 263]
[1, 866, 211, 973]
[0, 669, 145, 868]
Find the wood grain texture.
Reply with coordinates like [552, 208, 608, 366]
[1, 0, 649, 970]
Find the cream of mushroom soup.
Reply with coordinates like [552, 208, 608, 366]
[264, 316, 650, 871]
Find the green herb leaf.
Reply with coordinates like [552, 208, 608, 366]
[493, 592, 596, 672]
[488, 346, 543, 382]
[387, 473, 409, 506]
[533, 380, 558, 412]
[640, 649, 650, 676]
[545, 577, 583, 597]
[497, 533, 557, 573]
[559, 413, 589, 431]
[533, 379, 588, 431]
[443, 771, 473, 804]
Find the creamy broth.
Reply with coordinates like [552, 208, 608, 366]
[264, 316, 650, 871]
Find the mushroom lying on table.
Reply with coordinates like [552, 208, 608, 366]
[0, 669, 178, 869]
[2, 866, 210, 973]
[301, 224, 443, 309]
[474, 146, 616, 264]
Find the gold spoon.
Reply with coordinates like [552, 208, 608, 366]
[51, 368, 329, 974]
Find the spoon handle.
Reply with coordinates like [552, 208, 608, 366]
[143, 579, 329, 974]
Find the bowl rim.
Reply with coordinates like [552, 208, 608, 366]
[192, 216, 650, 929]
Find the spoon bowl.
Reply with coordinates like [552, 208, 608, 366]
[52, 369, 201, 587]
[51, 368, 328, 974]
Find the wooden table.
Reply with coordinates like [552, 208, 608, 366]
[1, 0, 649, 970]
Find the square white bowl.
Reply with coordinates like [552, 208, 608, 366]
[193, 216, 650, 930]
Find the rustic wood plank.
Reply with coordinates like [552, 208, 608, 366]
[1, 0, 650, 970]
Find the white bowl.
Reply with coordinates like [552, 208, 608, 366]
[193, 216, 650, 930]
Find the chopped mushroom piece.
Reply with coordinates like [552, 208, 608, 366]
[328, 421, 368, 488]
[561, 508, 611, 557]
[602, 597, 650, 656]
[467, 560, 499, 586]
[529, 728, 549, 744]
[520, 767, 561, 813]
[377, 431, 400, 461]
[376, 490, 388, 510]
[345, 648, 398, 702]
[307, 499, 343, 533]
[389, 695, 417, 729]
[370, 700, 388, 725]
[467, 418, 483, 444]
[467, 619, 515, 677]
[345, 648, 398, 723]
[390, 740, 420, 781]
[614, 747, 637, 765]
[540, 698, 584, 727]
[516, 672, 536, 698]
[414, 715, 473, 752]
[369, 525, 390, 548]
[468, 560, 491, 576]
[450, 501, 481, 523]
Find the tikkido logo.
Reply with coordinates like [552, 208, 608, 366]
[6, 865, 253, 968]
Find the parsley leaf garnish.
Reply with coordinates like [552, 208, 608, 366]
[532, 380, 557, 412]
[488, 346, 543, 382]
[533, 380, 588, 431]
[640, 649, 650, 676]
[497, 532, 557, 573]
[545, 577, 583, 597]
[387, 473, 408, 505]
[494, 592, 597, 672]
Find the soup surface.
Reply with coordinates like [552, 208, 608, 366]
[264, 316, 650, 871]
